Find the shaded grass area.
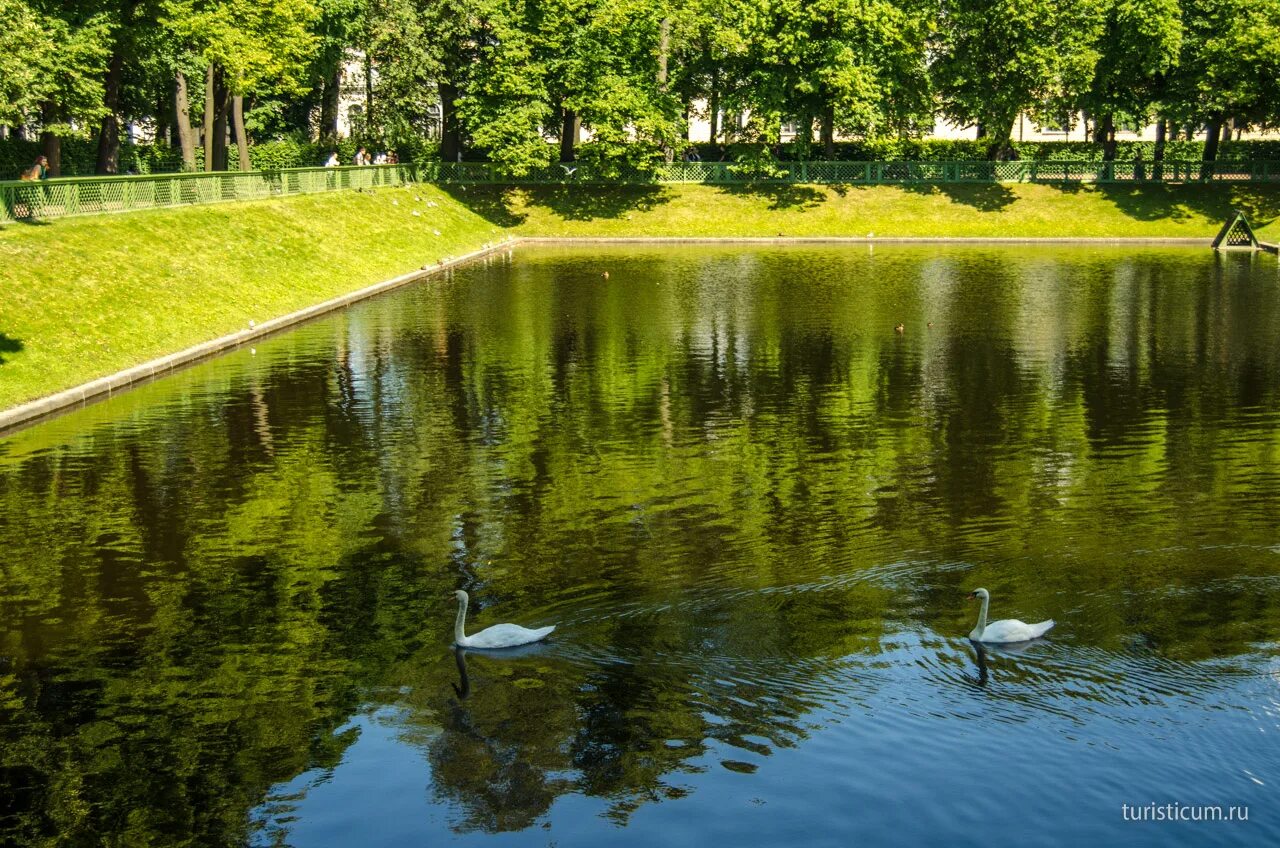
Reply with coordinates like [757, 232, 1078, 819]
[0, 185, 505, 410]
[3, 179, 1278, 412]
[473, 182, 1280, 239]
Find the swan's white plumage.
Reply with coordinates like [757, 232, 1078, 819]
[453, 590, 555, 649]
[967, 588, 1054, 643]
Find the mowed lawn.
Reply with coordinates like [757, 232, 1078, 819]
[2, 179, 1278, 412]
[489, 182, 1280, 240]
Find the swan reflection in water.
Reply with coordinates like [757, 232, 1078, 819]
[432, 643, 572, 832]
[966, 636, 1048, 687]
[450, 641, 557, 700]
[969, 640, 989, 687]
[452, 646, 470, 699]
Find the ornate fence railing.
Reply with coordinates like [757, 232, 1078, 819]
[423, 159, 1279, 185]
[2, 160, 1276, 223]
[0, 165, 415, 224]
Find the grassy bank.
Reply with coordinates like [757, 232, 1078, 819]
[2, 180, 1278, 412]
[0, 185, 503, 410]
[490, 182, 1280, 239]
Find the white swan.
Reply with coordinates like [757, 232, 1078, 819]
[967, 587, 1054, 643]
[452, 590, 556, 649]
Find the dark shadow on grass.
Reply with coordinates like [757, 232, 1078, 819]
[518, 184, 673, 221]
[1046, 182, 1280, 229]
[438, 185, 528, 227]
[440, 183, 675, 225]
[0, 333, 23, 365]
[714, 183, 826, 211]
[0, 218, 53, 229]
[900, 182, 1018, 212]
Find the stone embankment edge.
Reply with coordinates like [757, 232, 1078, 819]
[0, 240, 515, 436]
[521, 236, 1214, 245]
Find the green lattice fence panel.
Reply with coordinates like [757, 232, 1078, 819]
[910, 162, 948, 182]
[801, 161, 840, 183]
[5, 159, 1280, 223]
[659, 162, 718, 183]
[1206, 161, 1253, 181]
[953, 161, 995, 181]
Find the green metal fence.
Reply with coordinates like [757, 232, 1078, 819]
[0, 164, 416, 224]
[424, 159, 1280, 185]
[3, 159, 1277, 223]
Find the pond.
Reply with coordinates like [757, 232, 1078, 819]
[1, 244, 1278, 847]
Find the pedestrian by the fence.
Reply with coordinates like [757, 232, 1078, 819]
[20, 156, 49, 181]
[325, 151, 340, 167]
[356, 147, 369, 165]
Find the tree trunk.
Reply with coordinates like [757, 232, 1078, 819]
[438, 81, 461, 162]
[984, 115, 1016, 160]
[233, 95, 250, 170]
[95, 49, 125, 174]
[155, 85, 170, 151]
[559, 108, 579, 162]
[820, 103, 835, 159]
[320, 68, 340, 140]
[1202, 115, 1223, 180]
[175, 70, 197, 171]
[708, 67, 719, 144]
[364, 53, 374, 138]
[40, 100, 61, 176]
[1203, 117, 1222, 161]
[657, 17, 671, 162]
[1102, 114, 1116, 161]
[203, 64, 216, 171]
[1153, 119, 1166, 181]
[1220, 119, 1232, 143]
[211, 68, 229, 171]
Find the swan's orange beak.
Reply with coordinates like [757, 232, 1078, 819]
[966, 591, 977, 600]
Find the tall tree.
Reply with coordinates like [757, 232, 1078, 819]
[1080, 0, 1181, 160]
[25, 2, 114, 175]
[1167, 0, 1280, 167]
[727, 0, 934, 155]
[458, 0, 684, 175]
[0, 0, 54, 127]
[167, 0, 320, 170]
[933, 0, 1103, 159]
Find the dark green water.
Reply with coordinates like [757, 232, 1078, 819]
[1, 245, 1279, 847]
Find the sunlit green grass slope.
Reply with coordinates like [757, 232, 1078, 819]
[490, 182, 1280, 239]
